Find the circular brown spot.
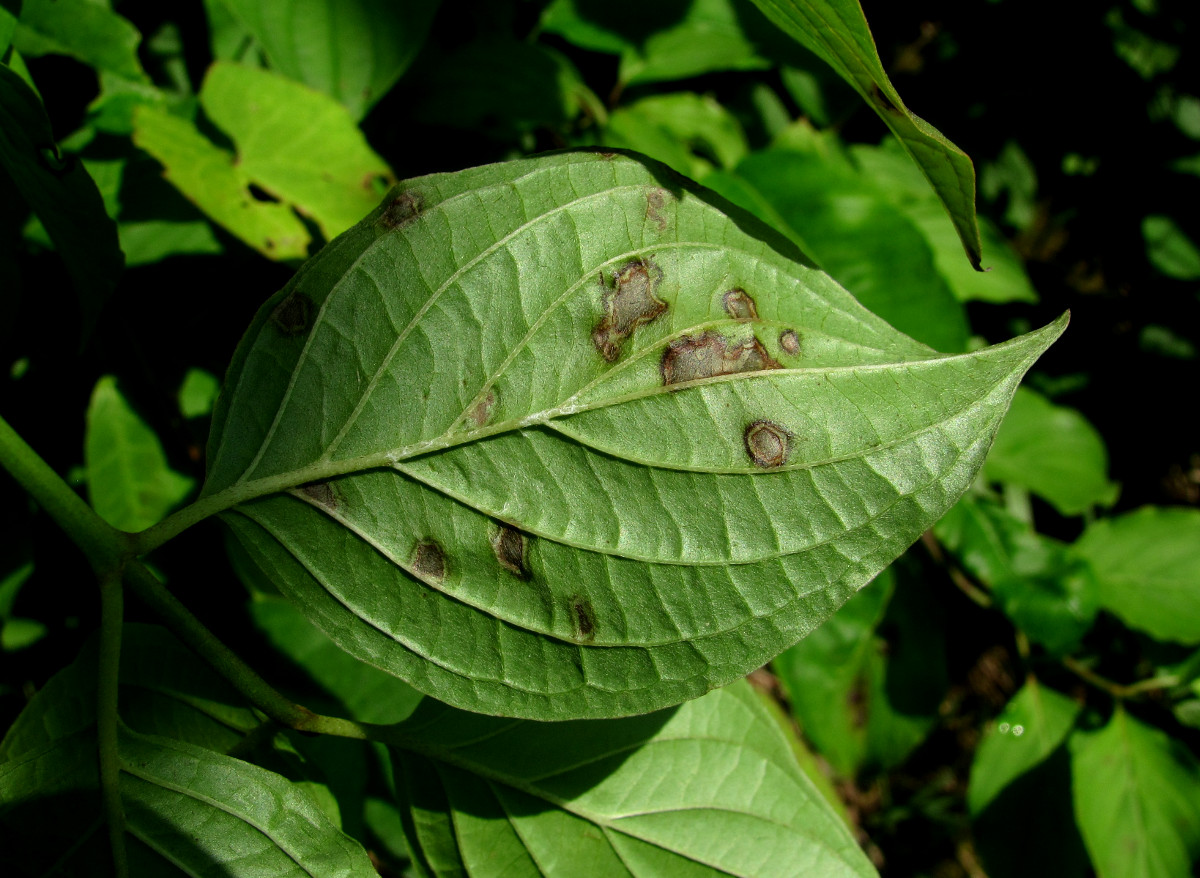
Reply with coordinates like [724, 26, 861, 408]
[412, 540, 446, 584]
[744, 420, 790, 468]
[780, 329, 801, 355]
[270, 291, 314, 337]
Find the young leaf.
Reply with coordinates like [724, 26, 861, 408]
[0, 64, 123, 334]
[967, 680, 1080, 816]
[217, 0, 439, 120]
[0, 626, 377, 878]
[1074, 506, 1200, 644]
[745, 0, 983, 269]
[1070, 708, 1200, 878]
[390, 679, 877, 877]
[201, 150, 1065, 720]
[85, 376, 194, 534]
[982, 387, 1119, 517]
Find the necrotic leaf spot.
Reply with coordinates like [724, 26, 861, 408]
[411, 540, 446, 584]
[570, 595, 596, 643]
[491, 525, 530, 579]
[270, 291, 315, 337]
[722, 288, 758, 320]
[744, 420, 791, 468]
[591, 258, 668, 362]
[780, 329, 801, 355]
[661, 331, 780, 385]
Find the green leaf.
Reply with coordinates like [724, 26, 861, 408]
[745, 0, 983, 269]
[178, 368, 221, 420]
[12, 0, 144, 79]
[603, 92, 749, 182]
[217, 0, 439, 120]
[982, 387, 1119, 516]
[204, 150, 1065, 720]
[0, 626, 377, 877]
[391, 679, 877, 877]
[85, 375, 194, 533]
[707, 147, 970, 350]
[1143, 214, 1200, 280]
[968, 680, 1080, 815]
[1, 0, 17, 57]
[1074, 506, 1200, 644]
[1070, 708, 1200, 878]
[133, 61, 392, 256]
[936, 497, 1099, 654]
[0, 63, 123, 334]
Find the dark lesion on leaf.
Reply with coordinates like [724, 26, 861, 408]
[491, 524, 530, 580]
[870, 83, 901, 115]
[412, 540, 447, 585]
[645, 187, 669, 232]
[744, 420, 791, 468]
[591, 258, 668, 362]
[570, 595, 596, 643]
[379, 190, 423, 229]
[298, 480, 339, 510]
[270, 291, 315, 337]
[660, 331, 781, 385]
[722, 288, 758, 320]
[779, 329, 801, 356]
[464, 390, 496, 429]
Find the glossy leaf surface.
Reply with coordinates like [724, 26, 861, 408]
[1075, 506, 1200, 644]
[85, 376, 194, 533]
[218, 0, 439, 119]
[0, 626, 375, 878]
[391, 679, 876, 877]
[1070, 708, 1200, 878]
[746, 0, 983, 268]
[205, 150, 1064, 720]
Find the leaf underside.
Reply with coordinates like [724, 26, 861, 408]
[206, 150, 1065, 720]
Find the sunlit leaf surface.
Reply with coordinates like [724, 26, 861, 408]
[205, 150, 1064, 720]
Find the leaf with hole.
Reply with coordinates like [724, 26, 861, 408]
[199, 150, 1065, 720]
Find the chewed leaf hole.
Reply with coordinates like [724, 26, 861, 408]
[571, 595, 596, 643]
[744, 420, 791, 468]
[271, 292, 315, 337]
[491, 525, 530, 579]
[722, 288, 758, 320]
[661, 331, 781, 385]
[591, 258, 667, 362]
[412, 540, 446, 584]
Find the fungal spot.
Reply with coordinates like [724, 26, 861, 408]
[744, 420, 791, 468]
[271, 291, 315, 337]
[591, 258, 668, 362]
[491, 525, 530, 579]
[779, 329, 801, 355]
[411, 540, 446, 584]
[871, 83, 900, 114]
[645, 187, 669, 232]
[380, 191, 423, 228]
[465, 390, 496, 429]
[660, 331, 781, 385]
[722, 288, 758, 320]
[299, 480, 338, 509]
[570, 595, 596, 643]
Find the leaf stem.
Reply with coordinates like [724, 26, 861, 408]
[0, 414, 127, 572]
[97, 568, 129, 878]
[920, 530, 993, 608]
[1061, 656, 1179, 700]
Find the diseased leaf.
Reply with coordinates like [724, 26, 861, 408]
[203, 150, 1065, 720]
[218, 0, 439, 119]
[983, 387, 1119, 516]
[0, 63, 123, 334]
[85, 376, 194, 534]
[1074, 506, 1200, 644]
[12, 0, 144, 79]
[0, 626, 376, 878]
[746, 0, 983, 268]
[1070, 708, 1200, 878]
[391, 680, 877, 877]
[968, 680, 1080, 816]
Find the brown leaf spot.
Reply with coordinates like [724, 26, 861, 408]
[779, 329, 801, 355]
[744, 420, 791, 468]
[660, 331, 781, 385]
[722, 288, 758, 320]
[412, 540, 446, 584]
[380, 191, 423, 229]
[645, 187, 669, 232]
[591, 258, 668, 362]
[870, 83, 901, 115]
[271, 291, 315, 337]
[491, 525, 530, 579]
[299, 480, 338, 509]
[571, 595, 596, 643]
[465, 390, 496, 429]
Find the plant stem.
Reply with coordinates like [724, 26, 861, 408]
[1062, 655, 1179, 700]
[0, 414, 127, 572]
[920, 530, 993, 608]
[97, 568, 129, 878]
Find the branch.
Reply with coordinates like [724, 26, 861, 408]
[97, 568, 128, 878]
